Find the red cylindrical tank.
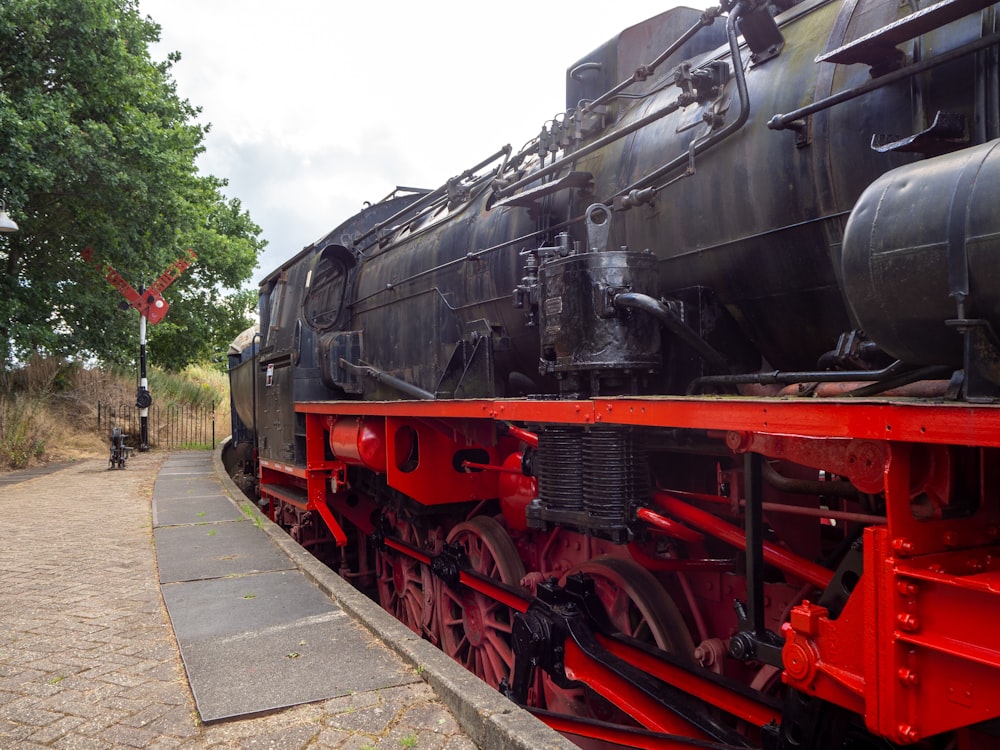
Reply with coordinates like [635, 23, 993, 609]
[327, 416, 387, 471]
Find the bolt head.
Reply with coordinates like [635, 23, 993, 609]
[892, 538, 915, 556]
[896, 613, 920, 632]
[897, 724, 920, 742]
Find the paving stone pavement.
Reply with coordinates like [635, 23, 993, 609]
[0, 451, 478, 750]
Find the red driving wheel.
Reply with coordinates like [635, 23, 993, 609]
[544, 555, 696, 723]
[436, 516, 526, 691]
[376, 513, 434, 638]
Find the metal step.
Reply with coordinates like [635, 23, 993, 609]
[816, 0, 996, 72]
[260, 481, 308, 509]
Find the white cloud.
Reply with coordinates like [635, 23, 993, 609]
[139, 0, 700, 282]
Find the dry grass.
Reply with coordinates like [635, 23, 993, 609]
[0, 358, 232, 471]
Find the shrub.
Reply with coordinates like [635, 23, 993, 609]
[0, 397, 48, 469]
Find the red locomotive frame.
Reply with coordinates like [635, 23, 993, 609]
[254, 395, 1000, 748]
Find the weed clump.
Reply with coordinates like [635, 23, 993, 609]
[0, 398, 48, 469]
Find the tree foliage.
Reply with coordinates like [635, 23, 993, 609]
[0, 0, 264, 370]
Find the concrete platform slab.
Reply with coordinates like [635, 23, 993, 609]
[157, 469, 215, 479]
[160, 456, 213, 466]
[158, 464, 214, 474]
[151, 451, 424, 723]
[155, 476, 233, 499]
[161, 569, 418, 721]
[176, 613, 417, 722]
[161, 570, 334, 640]
[154, 521, 294, 583]
[153, 492, 245, 526]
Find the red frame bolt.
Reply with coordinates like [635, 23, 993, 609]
[892, 538, 915, 556]
[896, 613, 920, 632]
[896, 580, 918, 596]
[897, 668, 919, 687]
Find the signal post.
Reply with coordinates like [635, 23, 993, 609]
[82, 247, 197, 450]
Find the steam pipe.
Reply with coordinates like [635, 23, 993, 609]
[495, 6, 729, 202]
[613, 292, 728, 371]
[586, 8, 721, 111]
[691, 359, 907, 390]
[492, 99, 687, 200]
[762, 461, 858, 499]
[688, 361, 952, 395]
[612, 0, 752, 199]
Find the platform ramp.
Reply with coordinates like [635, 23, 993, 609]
[152, 452, 419, 722]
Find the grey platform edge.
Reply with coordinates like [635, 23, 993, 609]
[211, 441, 575, 750]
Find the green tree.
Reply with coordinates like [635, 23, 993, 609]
[150, 286, 258, 371]
[0, 0, 264, 370]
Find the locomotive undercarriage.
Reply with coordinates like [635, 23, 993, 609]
[248, 397, 1000, 750]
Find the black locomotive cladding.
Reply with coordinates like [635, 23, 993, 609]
[255, 0, 1000, 439]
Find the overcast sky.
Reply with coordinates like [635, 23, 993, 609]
[138, 1, 702, 285]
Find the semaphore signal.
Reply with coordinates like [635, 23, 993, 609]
[80, 247, 197, 451]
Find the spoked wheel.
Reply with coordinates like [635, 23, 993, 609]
[375, 513, 434, 638]
[572, 556, 694, 651]
[545, 555, 696, 723]
[436, 516, 525, 691]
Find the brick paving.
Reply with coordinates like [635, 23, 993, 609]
[0, 452, 477, 750]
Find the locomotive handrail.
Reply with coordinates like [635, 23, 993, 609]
[338, 358, 436, 400]
[350, 210, 576, 309]
[355, 145, 512, 249]
[358, 169, 508, 257]
[251, 331, 261, 450]
[358, 170, 504, 259]
[490, 5, 750, 204]
[768, 31, 1000, 130]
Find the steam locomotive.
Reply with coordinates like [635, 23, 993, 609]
[226, 0, 1000, 746]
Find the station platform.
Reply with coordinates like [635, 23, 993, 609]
[0, 448, 572, 749]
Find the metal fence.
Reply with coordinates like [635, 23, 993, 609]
[97, 401, 216, 450]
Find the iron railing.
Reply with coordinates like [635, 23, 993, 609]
[97, 401, 216, 450]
